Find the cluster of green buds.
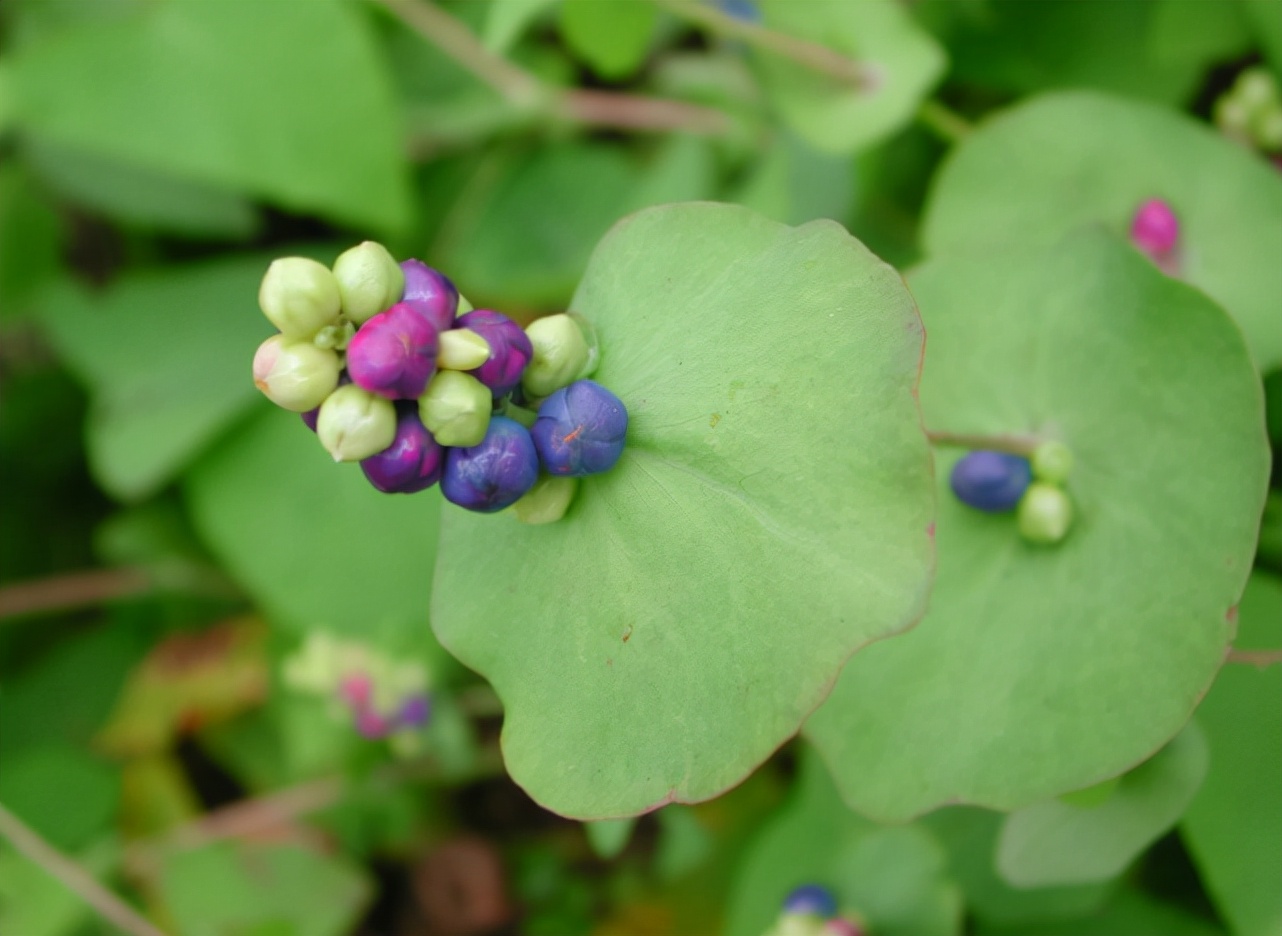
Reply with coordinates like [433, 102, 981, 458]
[1214, 66, 1282, 157]
[949, 440, 1074, 546]
[282, 631, 431, 756]
[251, 242, 628, 524]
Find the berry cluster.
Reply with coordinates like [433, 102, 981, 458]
[762, 885, 865, 936]
[283, 632, 431, 748]
[252, 242, 629, 522]
[950, 440, 1074, 545]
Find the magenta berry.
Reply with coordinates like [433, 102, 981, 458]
[531, 380, 628, 477]
[1130, 198, 1180, 258]
[457, 309, 533, 398]
[360, 403, 444, 494]
[346, 302, 440, 400]
[441, 416, 540, 513]
[400, 259, 459, 333]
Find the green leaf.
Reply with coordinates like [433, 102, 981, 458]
[805, 231, 1269, 820]
[0, 839, 117, 936]
[921, 91, 1282, 372]
[560, 0, 657, 80]
[484, 0, 560, 54]
[995, 723, 1209, 887]
[8, 0, 410, 233]
[24, 138, 259, 238]
[0, 744, 119, 850]
[922, 808, 1115, 927]
[585, 817, 636, 861]
[0, 162, 60, 322]
[732, 130, 855, 226]
[753, 0, 945, 154]
[1242, 0, 1282, 78]
[975, 888, 1227, 936]
[725, 748, 961, 936]
[1182, 572, 1282, 936]
[38, 255, 280, 501]
[185, 407, 442, 637]
[158, 841, 371, 936]
[431, 203, 935, 818]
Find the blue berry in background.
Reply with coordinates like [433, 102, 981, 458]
[949, 450, 1033, 513]
[398, 694, 431, 727]
[442, 416, 539, 513]
[457, 309, 533, 397]
[360, 403, 444, 494]
[346, 302, 439, 400]
[783, 884, 838, 918]
[401, 259, 459, 333]
[532, 380, 628, 477]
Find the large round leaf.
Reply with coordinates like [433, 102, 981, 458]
[920, 92, 1282, 371]
[805, 230, 1269, 821]
[431, 203, 935, 819]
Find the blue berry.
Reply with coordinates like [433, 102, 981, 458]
[397, 694, 431, 727]
[441, 416, 539, 513]
[531, 380, 627, 477]
[360, 403, 444, 494]
[457, 309, 533, 398]
[783, 884, 837, 917]
[950, 450, 1032, 513]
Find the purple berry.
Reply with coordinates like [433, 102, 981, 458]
[531, 380, 628, 477]
[400, 259, 459, 332]
[1130, 199, 1179, 258]
[397, 694, 431, 727]
[360, 403, 444, 494]
[950, 450, 1032, 513]
[783, 884, 837, 917]
[441, 416, 539, 513]
[346, 302, 439, 400]
[457, 309, 533, 398]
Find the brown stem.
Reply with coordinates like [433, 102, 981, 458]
[0, 567, 151, 621]
[372, 0, 730, 136]
[0, 802, 168, 936]
[925, 430, 1041, 457]
[1226, 648, 1282, 668]
[654, 0, 876, 89]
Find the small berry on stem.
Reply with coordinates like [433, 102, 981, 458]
[258, 257, 342, 338]
[531, 380, 628, 476]
[441, 416, 540, 513]
[949, 450, 1032, 513]
[317, 384, 398, 462]
[252, 336, 341, 412]
[360, 403, 444, 494]
[346, 302, 440, 400]
[333, 241, 405, 325]
[418, 370, 493, 447]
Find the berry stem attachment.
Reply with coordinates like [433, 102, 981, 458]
[925, 430, 1042, 458]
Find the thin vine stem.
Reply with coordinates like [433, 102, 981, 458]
[1226, 648, 1282, 667]
[0, 567, 151, 621]
[917, 99, 974, 143]
[0, 802, 168, 936]
[652, 0, 876, 89]
[924, 430, 1041, 457]
[371, 0, 730, 137]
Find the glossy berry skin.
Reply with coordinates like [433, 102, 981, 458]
[457, 309, 533, 397]
[1130, 199, 1179, 257]
[302, 371, 350, 431]
[441, 416, 539, 513]
[783, 884, 838, 918]
[400, 259, 459, 333]
[532, 380, 628, 477]
[360, 403, 444, 494]
[346, 302, 439, 400]
[949, 450, 1032, 513]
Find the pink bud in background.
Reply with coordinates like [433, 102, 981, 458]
[1130, 198, 1180, 258]
[355, 708, 390, 739]
[822, 917, 867, 936]
[339, 673, 372, 707]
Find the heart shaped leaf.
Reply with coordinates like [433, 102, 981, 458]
[431, 203, 935, 819]
[805, 230, 1268, 821]
[920, 91, 1282, 371]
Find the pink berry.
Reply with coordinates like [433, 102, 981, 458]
[355, 708, 389, 739]
[339, 673, 372, 707]
[1130, 198, 1180, 257]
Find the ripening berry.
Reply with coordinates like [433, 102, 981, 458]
[317, 384, 397, 463]
[523, 314, 592, 399]
[532, 380, 628, 477]
[332, 241, 405, 325]
[441, 416, 539, 513]
[258, 257, 342, 339]
[457, 309, 534, 398]
[401, 259, 459, 332]
[1130, 199, 1179, 258]
[1018, 482, 1074, 545]
[253, 335, 341, 412]
[782, 884, 838, 918]
[360, 404, 444, 494]
[949, 450, 1032, 513]
[346, 302, 440, 400]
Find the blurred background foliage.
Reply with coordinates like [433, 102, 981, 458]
[0, 0, 1279, 934]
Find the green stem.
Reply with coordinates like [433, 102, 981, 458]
[925, 430, 1041, 457]
[917, 99, 973, 144]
